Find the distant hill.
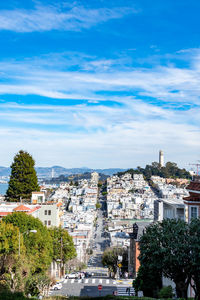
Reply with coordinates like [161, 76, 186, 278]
[0, 166, 125, 178]
[46, 172, 109, 184]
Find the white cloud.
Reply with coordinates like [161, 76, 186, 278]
[1, 50, 200, 106]
[0, 49, 200, 167]
[0, 4, 135, 32]
[0, 110, 199, 168]
[0, 97, 200, 168]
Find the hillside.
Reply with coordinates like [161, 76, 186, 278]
[0, 166, 125, 178]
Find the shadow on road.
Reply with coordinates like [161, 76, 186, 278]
[80, 285, 116, 297]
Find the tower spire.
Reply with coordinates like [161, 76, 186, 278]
[159, 150, 164, 167]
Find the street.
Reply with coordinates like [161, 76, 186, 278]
[49, 187, 130, 298]
[50, 278, 134, 297]
[88, 193, 110, 268]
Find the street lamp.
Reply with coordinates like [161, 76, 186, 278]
[18, 229, 37, 256]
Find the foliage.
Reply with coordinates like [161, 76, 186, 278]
[96, 202, 101, 209]
[102, 247, 127, 276]
[49, 227, 76, 276]
[0, 290, 37, 300]
[132, 264, 162, 298]
[3, 212, 53, 273]
[25, 273, 51, 297]
[49, 227, 76, 263]
[6, 150, 40, 202]
[189, 218, 200, 300]
[65, 258, 85, 273]
[2, 255, 31, 293]
[118, 161, 191, 180]
[158, 286, 173, 298]
[0, 222, 23, 256]
[138, 219, 191, 298]
[0, 222, 30, 293]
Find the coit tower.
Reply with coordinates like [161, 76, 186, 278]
[159, 150, 164, 167]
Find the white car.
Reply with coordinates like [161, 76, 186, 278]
[51, 283, 62, 290]
[65, 272, 79, 279]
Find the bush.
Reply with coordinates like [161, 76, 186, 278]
[158, 285, 173, 298]
[0, 291, 35, 300]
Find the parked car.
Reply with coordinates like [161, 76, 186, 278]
[65, 272, 79, 279]
[85, 272, 93, 278]
[51, 283, 62, 290]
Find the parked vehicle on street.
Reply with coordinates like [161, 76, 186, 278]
[65, 272, 79, 279]
[51, 283, 62, 290]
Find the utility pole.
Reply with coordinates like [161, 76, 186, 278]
[60, 237, 63, 278]
[189, 163, 200, 176]
[18, 231, 21, 256]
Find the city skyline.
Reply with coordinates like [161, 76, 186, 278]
[0, 0, 199, 168]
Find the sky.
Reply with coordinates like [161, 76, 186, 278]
[0, 0, 200, 169]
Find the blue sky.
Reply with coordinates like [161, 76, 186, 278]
[0, 0, 200, 169]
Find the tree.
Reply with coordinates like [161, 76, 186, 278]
[117, 161, 192, 180]
[0, 222, 29, 292]
[189, 218, 200, 300]
[138, 219, 191, 298]
[96, 202, 101, 210]
[49, 227, 76, 276]
[133, 264, 162, 297]
[102, 247, 127, 277]
[158, 286, 173, 299]
[25, 273, 51, 297]
[6, 150, 40, 202]
[3, 212, 53, 273]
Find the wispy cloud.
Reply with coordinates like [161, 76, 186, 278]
[0, 4, 135, 32]
[0, 107, 199, 168]
[0, 49, 200, 167]
[0, 50, 200, 106]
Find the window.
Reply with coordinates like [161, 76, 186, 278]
[191, 207, 198, 219]
[48, 220, 51, 226]
[44, 210, 47, 215]
[48, 210, 51, 215]
[44, 220, 47, 225]
[38, 196, 43, 202]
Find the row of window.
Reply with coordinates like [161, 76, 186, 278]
[44, 210, 51, 215]
[44, 220, 51, 226]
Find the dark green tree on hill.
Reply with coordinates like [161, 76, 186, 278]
[6, 150, 40, 202]
[118, 161, 191, 180]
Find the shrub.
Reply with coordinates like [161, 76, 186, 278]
[158, 285, 173, 298]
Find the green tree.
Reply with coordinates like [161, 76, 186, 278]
[0, 222, 30, 292]
[3, 212, 53, 273]
[117, 161, 191, 180]
[158, 286, 173, 298]
[138, 219, 191, 298]
[25, 273, 51, 297]
[102, 247, 126, 277]
[189, 218, 200, 300]
[133, 264, 162, 297]
[96, 202, 101, 210]
[49, 227, 76, 276]
[6, 150, 40, 202]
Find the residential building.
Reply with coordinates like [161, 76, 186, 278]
[31, 191, 46, 204]
[184, 177, 200, 222]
